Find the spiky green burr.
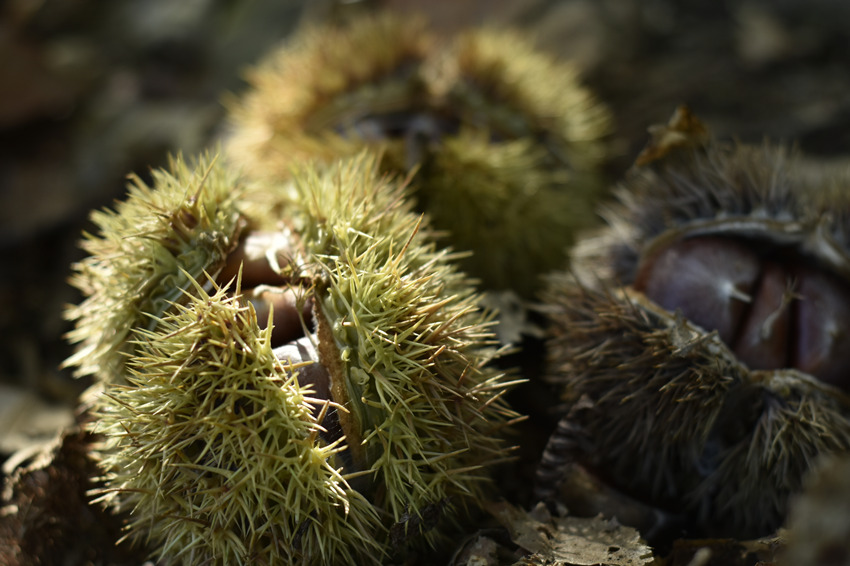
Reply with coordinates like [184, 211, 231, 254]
[278, 156, 517, 538]
[93, 282, 381, 564]
[64, 153, 245, 384]
[227, 14, 610, 297]
[226, 12, 433, 182]
[69, 152, 518, 564]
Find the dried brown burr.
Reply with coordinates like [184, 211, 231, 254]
[537, 107, 850, 541]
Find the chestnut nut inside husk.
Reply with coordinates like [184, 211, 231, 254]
[216, 231, 355, 463]
[537, 108, 850, 541]
[634, 234, 850, 389]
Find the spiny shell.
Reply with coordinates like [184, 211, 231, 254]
[73, 152, 518, 564]
[64, 153, 245, 384]
[226, 14, 610, 297]
[93, 282, 381, 565]
[226, 12, 433, 182]
[539, 108, 850, 539]
[416, 27, 610, 296]
[266, 155, 519, 547]
[572, 107, 850, 292]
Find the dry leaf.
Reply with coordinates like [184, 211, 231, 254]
[487, 501, 655, 566]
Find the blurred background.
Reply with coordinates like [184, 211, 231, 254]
[2, 0, 850, 472]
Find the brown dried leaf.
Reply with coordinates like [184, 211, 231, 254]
[0, 384, 73, 465]
[634, 105, 709, 167]
[487, 501, 655, 566]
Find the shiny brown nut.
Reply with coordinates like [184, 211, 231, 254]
[247, 286, 314, 348]
[216, 230, 294, 288]
[633, 235, 850, 389]
[633, 235, 760, 349]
